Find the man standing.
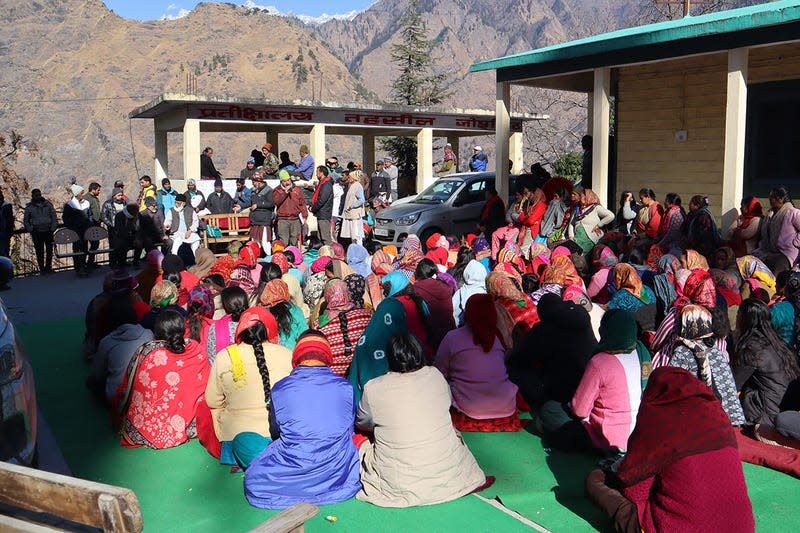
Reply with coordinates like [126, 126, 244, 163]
[62, 184, 92, 277]
[112, 204, 142, 268]
[86, 182, 102, 269]
[340, 171, 366, 246]
[138, 197, 165, 252]
[469, 146, 488, 172]
[383, 156, 399, 201]
[262, 143, 280, 179]
[165, 194, 200, 255]
[0, 191, 13, 258]
[273, 170, 307, 247]
[157, 178, 177, 215]
[233, 178, 252, 212]
[369, 160, 391, 205]
[206, 178, 234, 214]
[249, 171, 275, 253]
[137, 175, 157, 211]
[295, 144, 315, 181]
[240, 157, 257, 179]
[311, 166, 334, 246]
[113, 179, 128, 202]
[200, 146, 223, 180]
[23, 189, 57, 273]
[102, 187, 126, 230]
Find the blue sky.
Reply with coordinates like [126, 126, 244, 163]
[102, 1, 375, 21]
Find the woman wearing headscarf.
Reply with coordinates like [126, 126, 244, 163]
[207, 286, 249, 364]
[140, 280, 186, 331]
[565, 310, 651, 453]
[667, 305, 745, 425]
[517, 188, 548, 249]
[189, 247, 216, 280]
[271, 252, 310, 318]
[507, 293, 596, 426]
[587, 244, 618, 304]
[344, 273, 370, 310]
[159, 253, 200, 306]
[346, 243, 372, 278]
[486, 272, 538, 348]
[728, 196, 763, 257]
[356, 333, 489, 507]
[413, 259, 457, 351]
[737, 255, 776, 299]
[259, 279, 307, 350]
[733, 298, 800, 426]
[366, 249, 393, 309]
[770, 300, 795, 346]
[710, 268, 742, 307]
[424, 232, 450, 268]
[113, 310, 210, 449]
[202, 307, 292, 464]
[651, 269, 717, 368]
[585, 367, 755, 533]
[241, 332, 362, 509]
[607, 263, 656, 313]
[303, 257, 330, 314]
[651, 254, 680, 323]
[541, 255, 584, 289]
[136, 249, 163, 303]
[314, 281, 372, 377]
[348, 272, 433, 404]
[452, 259, 488, 327]
[284, 245, 306, 276]
[471, 236, 491, 272]
[565, 187, 615, 254]
[538, 187, 568, 243]
[435, 294, 522, 432]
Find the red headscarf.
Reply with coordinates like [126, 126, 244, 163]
[292, 331, 333, 367]
[739, 197, 763, 230]
[270, 252, 290, 275]
[259, 279, 291, 307]
[235, 307, 279, 344]
[616, 367, 737, 486]
[675, 269, 716, 312]
[465, 293, 498, 352]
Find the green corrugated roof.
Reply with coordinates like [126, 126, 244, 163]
[470, 0, 800, 73]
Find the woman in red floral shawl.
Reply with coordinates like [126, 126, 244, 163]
[113, 310, 210, 449]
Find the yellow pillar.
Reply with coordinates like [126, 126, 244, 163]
[309, 124, 326, 169]
[722, 48, 749, 228]
[592, 68, 611, 207]
[154, 126, 168, 182]
[416, 128, 434, 193]
[183, 118, 200, 181]
[510, 132, 523, 174]
[495, 82, 511, 201]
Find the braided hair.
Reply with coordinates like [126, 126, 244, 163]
[154, 310, 186, 354]
[187, 300, 206, 342]
[237, 322, 272, 405]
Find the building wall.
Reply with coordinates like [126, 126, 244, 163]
[616, 53, 727, 217]
[749, 41, 800, 84]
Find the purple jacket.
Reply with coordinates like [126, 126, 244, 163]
[756, 204, 800, 266]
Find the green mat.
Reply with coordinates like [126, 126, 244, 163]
[19, 318, 800, 532]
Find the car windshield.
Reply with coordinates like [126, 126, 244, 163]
[413, 179, 462, 204]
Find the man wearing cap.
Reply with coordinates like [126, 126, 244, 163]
[273, 170, 308, 247]
[138, 196, 165, 253]
[207, 178, 234, 215]
[137, 175, 157, 211]
[369, 160, 391, 205]
[201, 146, 223, 180]
[156, 178, 178, 215]
[165, 193, 200, 255]
[469, 145, 488, 172]
[439, 143, 457, 175]
[101, 187, 127, 230]
[186, 178, 208, 215]
[23, 189, 57, 274]
[62, 184, 93, 277]
[294, 145, 315, 181]
[241, 157, 257, 179]
[112, 180, 128, 203]
[234, 178, 252, 213]
[311, 166, 335, 246]
[383, 157, 398, 201]
[249, 170, 275, 253]
[262, 143, 280, 178]
[111, 204, 142, 268]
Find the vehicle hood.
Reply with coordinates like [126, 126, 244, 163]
[377, 202, 439, 221]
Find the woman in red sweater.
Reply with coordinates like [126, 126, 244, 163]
[585, 366, 754, 533]
[517, 188, 548, 249]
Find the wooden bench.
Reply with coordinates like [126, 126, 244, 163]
[247, 503, 319, 533]
[202, 213, 252, 250]
[0, 461, 143, 532]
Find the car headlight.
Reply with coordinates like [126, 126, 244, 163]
[395, 213, 420, 226]
[0, 344, 22, 385]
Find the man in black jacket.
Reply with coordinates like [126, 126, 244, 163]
[23, 189, 57, 273]
[111, 204, 142, 268]
[249, 172, 275, 253]
[206, 179, 234, 214]
[62, 184, 92, 277]
[200, 146, 223, 180]
[138, 196, 165, 253]
[310, 166, 334, 245]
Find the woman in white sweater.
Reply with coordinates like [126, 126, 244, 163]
[564, 186, 615, 254]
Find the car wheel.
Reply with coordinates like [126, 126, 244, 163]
[419, 228, 442, 253]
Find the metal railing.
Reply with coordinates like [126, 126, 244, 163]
[9, 227, 113, 277]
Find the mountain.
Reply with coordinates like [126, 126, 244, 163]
[0, 0, 764, 197]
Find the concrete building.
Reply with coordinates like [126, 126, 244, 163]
[471, 0, 800, 226]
